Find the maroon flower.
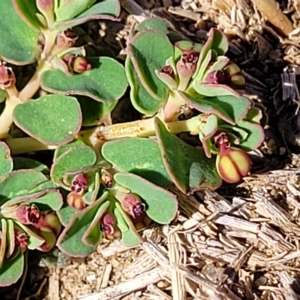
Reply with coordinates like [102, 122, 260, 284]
[121, 194, 146, 219]
[0, 63, 15, 89]
[71, 174, 88, 195]
[15, 229, 28, 250]
[100, 213, 120, 239]
[15, 204, 40, 225]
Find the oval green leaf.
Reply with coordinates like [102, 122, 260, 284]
[57, 199, 106, 257]
[125, 57, 162, 115]
[128, 30, 173, 102]
[0, 0, 39, 64]
[114, 172, 178, 224]
[13, 95, 82, 146]
[50, 145, 97, 183]
[155, 118, 222, 193]
[41, 57, 128, 103]
[0, 170, 48, 206]
[102, 137, 171, 188]
[181, 91, 250, 125]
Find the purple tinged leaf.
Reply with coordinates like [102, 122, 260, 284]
[180, 91, 251, 125]
[36, 0, 54, 27]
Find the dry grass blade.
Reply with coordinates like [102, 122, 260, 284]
[250, 0, 293, 36]
[78, 268, 168, 300]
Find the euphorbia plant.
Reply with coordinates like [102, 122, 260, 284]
[0, 1, 265, 287]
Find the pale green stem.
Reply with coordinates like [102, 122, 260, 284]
[6, 137, 56, 155]
[0, 86, 21, 139]
[5, 116, 201, 155]
[79, 116, 201, 147]
[18, 60, 50, 102]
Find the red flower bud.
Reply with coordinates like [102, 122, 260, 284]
[72, 56, 92, 74]
[215, 132, 251, 183]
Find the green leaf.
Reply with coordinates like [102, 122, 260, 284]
[27, 190, 63, 211]
[78, 96, 116, 126]
[236, 120, 265, 150]
[41, 57, 128, 103]
[57, 199, 105, 257]
[0, 142, 13, 179]
[0, 249, 24, 287]
[13, 95, 82, 146]
[57, 205, 79, 227]
[102, 137, 172, 188]
[55, 0, 96, 21]
[114, 173, 178, 224]
[82, 201, 109, 246]
[181, 92, 250, 125]
[128, 30, 173, 101]
[54, 0, 120, 29]
[192, 82, 241, 98]
[51, 145, 97, 183]
[53, 140, 85, 161]
[0, 0, 39, 64]
[13, 0, 43, 29]
[13, 157, 49, 175]
[4, 189, 63, 211]
[0, 170, 48, 206]
[16, 222, 45, 250]
[114, 202, 143, 246]
[155, 118, 222, 193]
[6, 220, 15, 258]
[0, 219, 7, 269]
[125, 57, 162, 115]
